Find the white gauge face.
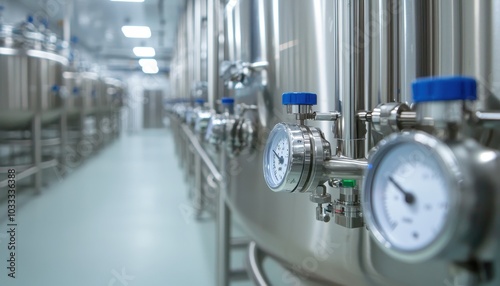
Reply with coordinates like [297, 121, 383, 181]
[263, 125, 290, 189]
[270, 137, 290, 185]
[369, 142, 451, 252]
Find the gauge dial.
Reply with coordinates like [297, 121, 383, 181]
[363, 131, 464, 261]
[263, 123, 330, 193]
[270, 137, 289, 186]
[370, 143, 450, 251]
[263, 124, 291, 189]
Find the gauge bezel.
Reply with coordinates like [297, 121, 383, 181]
[362, 131, 472, 262]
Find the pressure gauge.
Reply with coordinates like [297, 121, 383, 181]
[362, 131, 496, 262]
[263, 123, 330, 193]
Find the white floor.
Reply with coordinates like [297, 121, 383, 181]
[0, 130, 228, 286]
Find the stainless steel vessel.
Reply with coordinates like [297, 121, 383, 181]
[0, 20, 68, 130]
[79, 72, 100, 116]
[229, 1, 500, 285]
[170, 0, 500, 285]
[63, 71, 83, 120]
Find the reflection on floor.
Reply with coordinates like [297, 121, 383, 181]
[0, 129, 299, 286]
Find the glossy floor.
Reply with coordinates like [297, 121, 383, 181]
[0, 130, 257, 286]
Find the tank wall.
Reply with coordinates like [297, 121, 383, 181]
[169, 0, 500, 285]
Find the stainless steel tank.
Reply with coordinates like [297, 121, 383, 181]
[221, 0, 500, 285]
[63, 71, 84, 120]
[0, 20, 68, 130]
[166, 1, 500, 285]
[79, 72, 99, 115]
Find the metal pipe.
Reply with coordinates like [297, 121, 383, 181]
[194, 0, 201, 84]
[323, 157, 368, 179]
[207, 0, 220, 110]
[186, 0, 194, 97]
[337, 0, 365, 159]
[378, 0, 395, 103]
[32, 113, 41, 194]
[314, 111, 341, 122]
[63, 0, 73, 44]
[217, 138, 230, 286]
[399, 111, 417, 128]
[246, 241, 271, 286]
[475, 111, 500, 122]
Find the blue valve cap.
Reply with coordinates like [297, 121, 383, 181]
[412, 76, 477, 103]
[221, 97, 235, 104]
[282, 92, 317, 105]
[195, 98, 205, 104]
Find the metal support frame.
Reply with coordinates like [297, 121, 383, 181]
[32, 113, 42, 194]
[169, 113, 253, 285]
[217, 151, 250, 285]
[246, 241, 271, 286]
[0, 105, 97, 192]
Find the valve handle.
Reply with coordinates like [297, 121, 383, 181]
[412, 76, 477, 103]
[282, 92, 317, 106]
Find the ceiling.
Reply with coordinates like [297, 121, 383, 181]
[14, 0, 186, 71]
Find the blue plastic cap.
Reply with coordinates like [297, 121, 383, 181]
[195, 98, 205, 104]
[282, 92, 317, 105]
[51, 85, 60, 92]
[221, 97, 235, 104]
[40, 18, 49, 28]
[27, 15, 34, 23]
[412, 76, 477, 103]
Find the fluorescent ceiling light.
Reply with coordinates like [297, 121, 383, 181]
[133, 47, 155, 57]
[111, 0, 144, 2]
[142, 65, 159, 74]
[122, 26, 151, 38]
[139, 59, 158, 67]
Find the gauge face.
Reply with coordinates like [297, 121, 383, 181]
[263, 124, 291, 189]
[269, 137, 290, 185]
[367, 140, 452, 253]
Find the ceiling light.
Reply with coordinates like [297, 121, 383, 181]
[133, 47, 155, 57]
[122, 26, 151, 38]
[142, 65, 159, 74]
[110, 0, 144, 2]
[138, 59, 158, 67]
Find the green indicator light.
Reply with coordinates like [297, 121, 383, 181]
[341, 179, 356, 188]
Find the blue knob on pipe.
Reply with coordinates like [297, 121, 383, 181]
[282, 92, 317, 105]
[412, 76, 477, 103]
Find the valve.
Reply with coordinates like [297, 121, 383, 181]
[282, 92, 341, 125]
[220, 60, 268, 89]
[205, 97, 258, 156]
[332, 179, 363, 228]
[412, 76, 477, 140]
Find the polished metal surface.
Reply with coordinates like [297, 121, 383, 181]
[168, 0, 500, 285]
[79, 72, 100, 115]
[63, 71, 83, 119]
[0, 48, 67, 129]
[224, 1, 420, 285]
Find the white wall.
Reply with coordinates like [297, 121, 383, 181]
[107, 71, 171, 133]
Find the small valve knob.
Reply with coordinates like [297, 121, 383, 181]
[412, 76, 478, 138]
[412, 76, 477, 103]
[282, 92, 317, 106]
[195, 98, 205, 106]
[282, 92, 317, 124]
[221, 97, 235, 115]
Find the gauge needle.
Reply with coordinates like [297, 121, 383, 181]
[273, 150, 284, 164]
[388, 176, 415, 205]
